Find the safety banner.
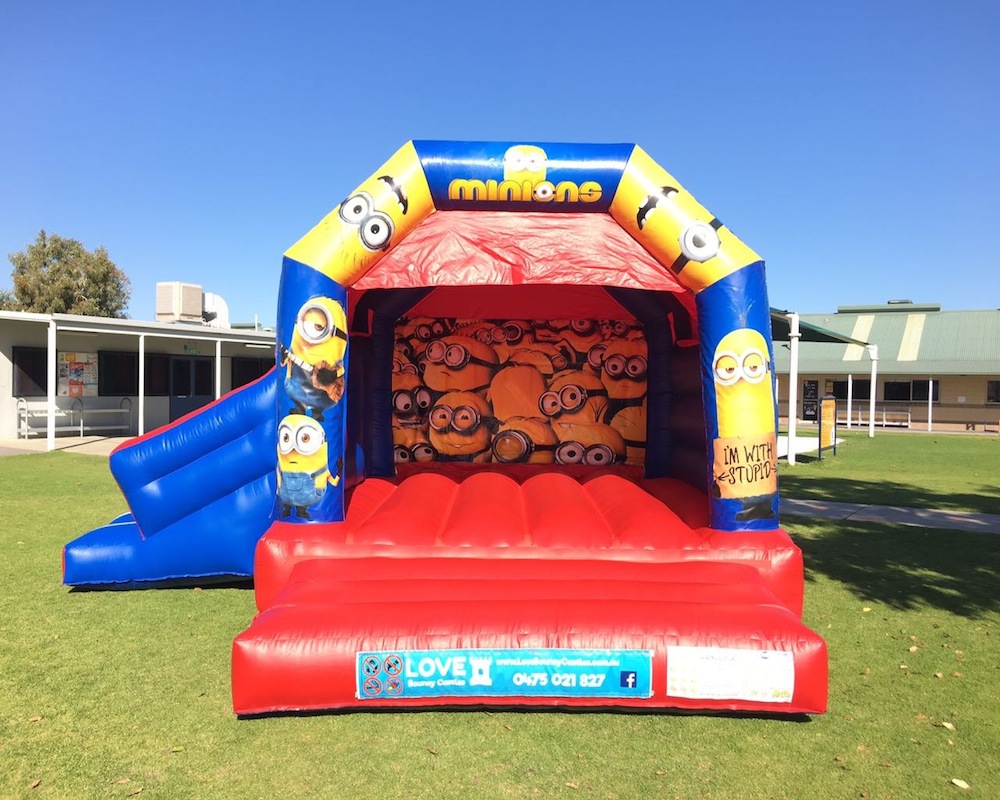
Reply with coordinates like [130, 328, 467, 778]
[356, 647, 653, 701]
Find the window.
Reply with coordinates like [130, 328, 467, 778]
[232, 357, 271, 389]
[831, 380, 870, 401]
[13, 347, 47, 397]
[884, 381, 912, 402]
[193, 358, 214, 396]
[98, 351, 139, 396]
[988, 381, 1000, 404]
[912, 381, 940, 403]
[145, 353, 170, 396]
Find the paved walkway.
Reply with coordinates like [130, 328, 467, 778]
[2, 437, 997, 534]
[781, 498, 1000, 534]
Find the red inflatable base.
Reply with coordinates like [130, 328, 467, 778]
[233, 557, 828, 716]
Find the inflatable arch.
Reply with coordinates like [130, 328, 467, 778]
[64, 141, 827, 715]
[277, 141, 777, 531]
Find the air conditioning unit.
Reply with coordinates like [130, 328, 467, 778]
[156, 282, 204, 323]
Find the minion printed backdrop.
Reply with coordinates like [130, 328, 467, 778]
[392, 316, 647, 468]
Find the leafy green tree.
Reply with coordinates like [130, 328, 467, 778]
[6, 230, 131, 317]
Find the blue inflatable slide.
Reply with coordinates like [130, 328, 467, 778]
[62, 370, 278, 587]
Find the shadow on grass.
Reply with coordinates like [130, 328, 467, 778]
[789, 518, 1000, 617]
[780, 474, 1000, 516]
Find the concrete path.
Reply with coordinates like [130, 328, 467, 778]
[781, 498, 1000, 535]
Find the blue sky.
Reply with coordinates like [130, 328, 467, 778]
[2, 0, 997, 325]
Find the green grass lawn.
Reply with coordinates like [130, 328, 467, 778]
[1, 437, 998, 799]
[779, 429, 1000, 514]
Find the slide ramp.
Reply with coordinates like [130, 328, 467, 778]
[63, 370, 278, 587]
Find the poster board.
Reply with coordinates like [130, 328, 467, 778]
[818, 395, 837, 459]
[58, 352, 98, 397]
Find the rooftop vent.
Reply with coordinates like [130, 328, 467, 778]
[156, 282, 204, 323]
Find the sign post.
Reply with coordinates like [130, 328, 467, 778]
[818, 395, 838, 460]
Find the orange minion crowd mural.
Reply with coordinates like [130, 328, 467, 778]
[391, 316, 648, 466]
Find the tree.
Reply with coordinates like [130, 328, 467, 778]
[5, 230, 131, 318]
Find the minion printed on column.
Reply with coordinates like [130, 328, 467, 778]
[610, 146, 759, 296]
[280, 296, 348, 422]
[276, 414, 342, 519]
[710, 327, 778, 521]
[284, 141, 434, 287]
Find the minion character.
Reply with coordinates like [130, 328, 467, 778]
[503, 347, 555, 380]
[487, 363, 549, 424]
[420, 335, 499, 395]
[600, 319, 643, 341]
[276, 414, 341, 519]
[610, 398, 647, 467]
[280, 296, 348, 421]
[427, 390, 495, 462]
[397, 316, 454, 360]
[503, 144, 548, 186]
[491, 417, 559, 464]
[284, 142, 434, 286]
[539, 369, 609, 426]
[392, 341, 420, 376]
[467, 320, 533, 363]
[506, 341, 572, 376]
[595, 338, 649, 424]
[393, 426, 437, 465]
[711, 327, 778, 521]
[391, 369, 435, 432]
[610, 146, 760, 295]
[549, 421, 626, 468]
[531, 319, 603, 368]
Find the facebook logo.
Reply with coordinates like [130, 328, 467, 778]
[620, 671, 638, 689]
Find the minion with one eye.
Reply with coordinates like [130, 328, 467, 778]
[420, 335, 499, 395]
[427, 390, 494, 462]
[281, 296, 348, 422]
[610, 146, 759, 295]
[549, 421, 626, 468]
[276, 414, 341, 519]
[711, 327, 778, 521]
[491, 417, 559, 464]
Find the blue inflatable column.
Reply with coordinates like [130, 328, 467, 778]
[696, 263, 780, 531]
[273, 258, 350, 524]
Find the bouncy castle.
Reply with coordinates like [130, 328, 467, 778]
[64, 141, 828, 715]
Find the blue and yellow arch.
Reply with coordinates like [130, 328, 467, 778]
[275, 141, 778, 531]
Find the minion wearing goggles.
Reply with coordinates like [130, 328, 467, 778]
[280, 296, 348, 421]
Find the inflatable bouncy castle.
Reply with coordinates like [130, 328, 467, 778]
[64, 141, 828, 716]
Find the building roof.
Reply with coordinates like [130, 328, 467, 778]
[771, 304, 1000, 377]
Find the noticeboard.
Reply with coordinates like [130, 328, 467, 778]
[818, 395, 838, 459]
[58, 352, 98, 397]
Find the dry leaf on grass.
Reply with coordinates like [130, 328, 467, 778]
[29, 779, 41, 789]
